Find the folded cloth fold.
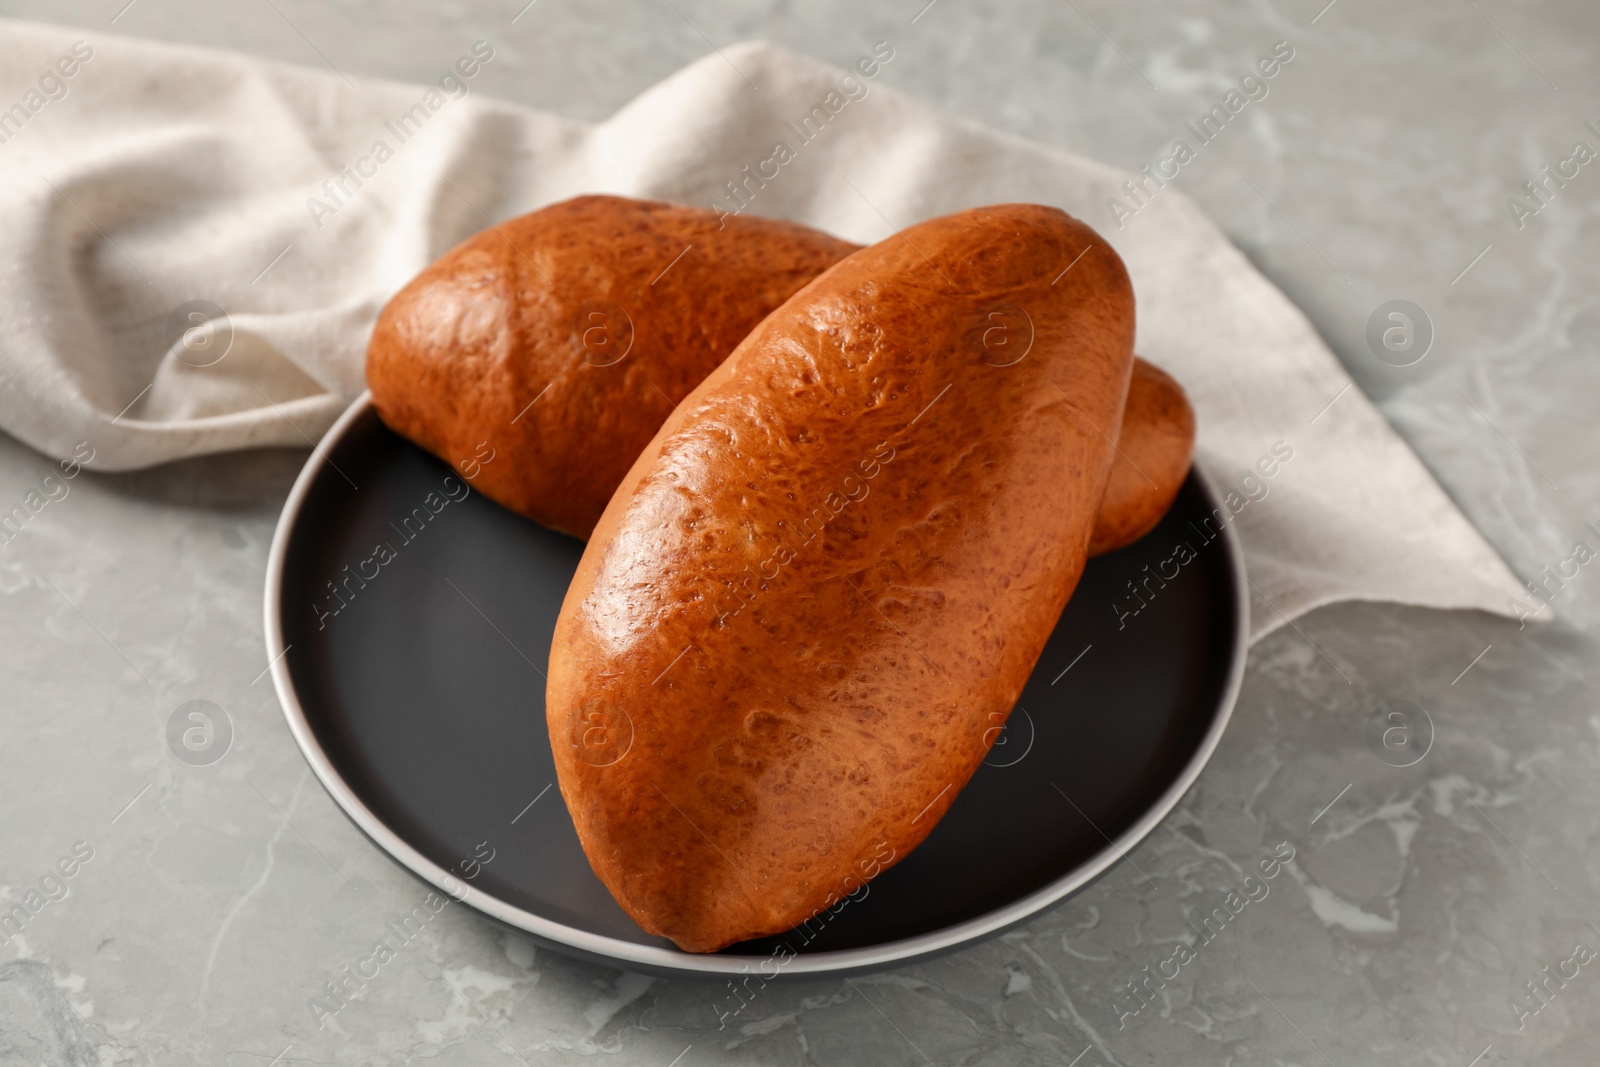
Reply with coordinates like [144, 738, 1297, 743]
[0, 18, 1527, 640]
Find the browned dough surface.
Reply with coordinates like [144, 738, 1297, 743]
[367, 194, 1186, 550]
[366, 195, 859, 538]
[547, 203, 1136, 952]
[1089, 357, 1195, 557]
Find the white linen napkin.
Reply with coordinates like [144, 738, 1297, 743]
[0, 18, 1528, 641]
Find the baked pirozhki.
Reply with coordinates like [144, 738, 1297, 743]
[366, 195, 858, 538]
[1089, 357, 1195, 556]
[546, 204, 1136, 951]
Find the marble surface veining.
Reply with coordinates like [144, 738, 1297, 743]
[1, 0, 1597, 1064]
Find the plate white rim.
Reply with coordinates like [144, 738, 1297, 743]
[264, 390, 1250, 977]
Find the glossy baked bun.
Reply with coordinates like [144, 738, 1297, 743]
[1089, 357, 1195, 556]
[366, 195, 859, 538]
[547, 204, 1135, 951]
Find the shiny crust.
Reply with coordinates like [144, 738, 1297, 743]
[1089, 358, 1196, 557]
[547, 204, 1136, 951]
[365, 195, 859, 538]
[367, 193, 1184, 550]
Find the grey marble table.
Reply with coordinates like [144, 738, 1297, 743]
[2, 1, 1597, 1064]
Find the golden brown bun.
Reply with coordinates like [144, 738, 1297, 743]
[365, 195, 859, 538]
[546, 204, 1135, 952]
[1088, 357, 1195, 556]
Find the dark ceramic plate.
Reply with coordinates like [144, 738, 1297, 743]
[266, 394, 1247, 977]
